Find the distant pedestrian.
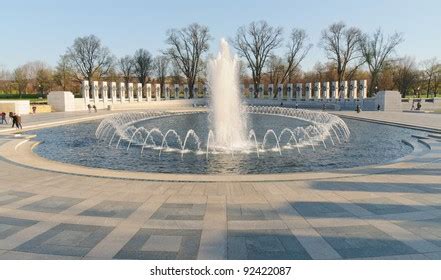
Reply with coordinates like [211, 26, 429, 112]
[11, 113, 17, 128]
[322, 103, 326, 111]
[377, 104, 381, 111]
[411, 101, 415, 111]
[15, 114, 22, 129]
[1, 112, 7, 124]
[32, 105, 37, 114]
[416, 101, 422, 110]
[87, 104, 92, 113]
[93, 105, 97, 113]
[356, 104, 361, 113]
[9, 112, 15, 127]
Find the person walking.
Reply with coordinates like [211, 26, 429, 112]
[1, 112, 7, 124]
[11, 113, 17, 128]
[87, 104, 92, 113]
[16, 114, 22, 129]
[32, 105, 37, 114]
[93, 105, 97, 113]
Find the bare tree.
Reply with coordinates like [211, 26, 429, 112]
[118, 55, 134, 85]
[280, 28, 312, 84]
[393, 57, 420, 97]
[421, 57, 441, 97]
[266, 54, 285, 86]
[320, 22, 363, 86]
[13, 66, 30, 97]
[65, 35, 114, 86]
[360, 28, 403, 95]
[232, 21, 283, 97]
[35, 67, 54, 95]
[164, 23, 211, 98]
[133, 49, 153, 88]
[54, 54, 74, 91]
[153, 55, 170, 93]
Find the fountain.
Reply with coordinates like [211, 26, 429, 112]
[93, 39, 351, 165]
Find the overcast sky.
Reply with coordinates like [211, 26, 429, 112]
[0, 0, 440, 71]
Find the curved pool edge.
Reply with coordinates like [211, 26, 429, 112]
[0, 134, 437, 182]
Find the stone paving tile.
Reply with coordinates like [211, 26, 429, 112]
[228, 229, 311, 260]
[114, 228, 202, 260]
[79, 200, 142, 218]
[315, 225, 418, 259]
[149, 203, 206, 220]
[352, 198, 420, 216]
[0, 216, 38, 240]
[289, 201, 355, 218]
[0, 191, 35, 206]
[0, 250, 82, 260]
[19, 196, 84, 213]
[395, 217, 441, 248]
[14, 223, 114, 257]
[227, 203, 280, 221]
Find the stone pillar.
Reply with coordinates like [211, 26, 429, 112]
[358, 80, 367, 99]
[92, 81, 99, 102]
[330, 81, 338, 100]
[305, 83, 312, 100]
[248, 84, 255, 99]
[286, 84, 293, 100]
[184, 85, 189, 99]
[268, 84, 274, 99]
[110, 82, 117, 103]
[349, 80, 357, 100]
[174, 84, 180, 99]
[314, 82, 321, 100]
[155, 84, 161, 101]
[339, 81, 348, 100]
[127, 83, 133, 102]
[277, 84, 283, 100]
[137, 83, 142, 102]
[193, 84, 199, 98]
[375, 91, 402, 111]
[100, 81, 108, 103]
[165, 84, 171, 100]
[295, 83, 302, 100]
[118, 82, 125, 102]
[203, 84, 209, 98]
[322, 81, 330, 99]
[82, 80, 90, 103]
[258, 84, 264, 99]
[146, 83, 152, 102]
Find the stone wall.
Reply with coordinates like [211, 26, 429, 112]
[0, 100, 30, 115]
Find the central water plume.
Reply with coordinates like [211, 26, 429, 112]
[207, 38, 248, 149]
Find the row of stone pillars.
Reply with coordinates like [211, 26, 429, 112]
[81, 80, 368, 103]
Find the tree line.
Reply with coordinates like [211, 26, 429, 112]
[0, 21, 440, 98]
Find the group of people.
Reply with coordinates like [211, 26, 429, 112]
[0, 112, 22, 129]
[87, 104, 98, 113]
[411, 101, 422, 111]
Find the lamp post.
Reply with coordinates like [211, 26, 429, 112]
[38, 84, 42, 97]
[417, 87, 420, 98]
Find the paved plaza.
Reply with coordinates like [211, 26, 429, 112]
[0, 110, 440, 259]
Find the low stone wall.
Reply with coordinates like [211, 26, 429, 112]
[0, 100, 30, 115]
[401, 98, 441, 111]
